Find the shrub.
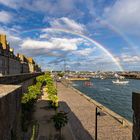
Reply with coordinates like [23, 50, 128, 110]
[21, 74, 48, 132]
[52, 111, 68, 139]
[52, 111, 68, 130]
[50, 95, 59, 109]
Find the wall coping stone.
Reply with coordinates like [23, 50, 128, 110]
[0, 84, 21, 98]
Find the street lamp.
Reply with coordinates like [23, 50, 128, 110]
[95, 107, 103, 140]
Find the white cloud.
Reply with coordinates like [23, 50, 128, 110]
[21, 39, 52, 50]
[0, 26, 22, 52]
[0, 11, 12, 23]
[49, 17, 86, 34]
[20, 37, 83, 55]
[0, 0, 21, 8]
[104, 0, 140, 35]
[8, 35, 21, 47]
[73, 48, 95, 56]
[122, 55, 140, 63]
[0, 27, 8, 34]
[23, 0, 76, 16]
[117, 54, 140, 64]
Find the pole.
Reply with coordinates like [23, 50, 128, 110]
[95, 107, 97, 140]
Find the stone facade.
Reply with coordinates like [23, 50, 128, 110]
[17, 54, 29, 73]
[0, 53, 9, 75]
[0, 34, 41, 76]
[27, 57, 35, 73]
[132, 92, 140, 140]
[0, 85, 22, 140]
[9, 58, 21, 75]
[0, 34, 7, 49]
[0, 72, 43, 84]
[0, 73, 43, 140]
[0, 44, 21, 75]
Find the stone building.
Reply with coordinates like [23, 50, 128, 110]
[0, 34, 41, 76]
[17, 54, 29, 73]
[27, 57, 36, 73]
[9, 48, 21, 75]
[0, 34, 21, 75]
[0, 41, 9, 75]
[0, 34, 7, 49]
[35, 64, 41, 72]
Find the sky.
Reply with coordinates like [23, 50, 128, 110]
[0, 0, 140, 71]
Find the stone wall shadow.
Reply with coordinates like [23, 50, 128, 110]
[58, 101, 94, 140]
[34, 99, 94, 140]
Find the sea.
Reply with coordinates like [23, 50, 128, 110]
[72, 78, 140, 122]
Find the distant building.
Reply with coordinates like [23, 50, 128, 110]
[35, 64, 41, 72]
[0, 34, 7, 49]
[9, 48, 21, 75]
[17, 54, 29, 73]
[0, 35, 10, 75]
[27, 57, 41, 73]
[0, 34, 41, 76]
[27, 57, 35, 73]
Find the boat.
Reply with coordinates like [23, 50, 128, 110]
[112, 79, 129, 84]
[84, 81, 93, 87]
[100, 77, 104, 80]
[99, 75, 105, 80]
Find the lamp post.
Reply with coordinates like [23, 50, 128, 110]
[95, 107, 98, 140]
[95, 107, 101, 140]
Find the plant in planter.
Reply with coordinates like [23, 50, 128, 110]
[47, 94, 58, 109]
[51, 95, 59, 110]
[52, 111, 68, 140]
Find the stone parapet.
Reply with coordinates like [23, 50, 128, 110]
[132, 92, 140, 140]
[70, 86, 133, 129]
[0, 72, 44, 84]
[0, 85, 22, 140]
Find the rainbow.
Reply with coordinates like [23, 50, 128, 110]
[95, 17, 138, 55]
[21, 28, 124, 71]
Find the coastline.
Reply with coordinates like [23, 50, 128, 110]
[58, 81, 132, 139]
[68, 78, 90, 81]
[61, 78, 133, 130]
[70, 86, 133, 129]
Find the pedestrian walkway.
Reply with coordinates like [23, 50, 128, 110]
[57, 83, 132, 140]
[34, 87, 75, 140]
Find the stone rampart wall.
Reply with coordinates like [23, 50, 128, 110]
[0, 72, 43, 84]
[0, 85, 22, 140]
[0, 72, 44, 139]
[132, 92, 140, 140]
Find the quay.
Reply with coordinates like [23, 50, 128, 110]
[68, 78, 90, 81]
[57, 82, 132, 140]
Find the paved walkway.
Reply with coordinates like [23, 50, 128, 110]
[57, 83, 132, 140]
[34, 87, 74, 140]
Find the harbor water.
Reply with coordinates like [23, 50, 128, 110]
[72, 78, 140, 121]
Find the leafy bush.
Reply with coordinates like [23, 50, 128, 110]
[52, 111, 68, 139]
[50, 95, 59, 108]
[21, 74, 48, 131]
[52, 111, 68, 130]
[44, 72, 59, 108]
[47, 86, 57, 96]
[36, 75, 45, 84]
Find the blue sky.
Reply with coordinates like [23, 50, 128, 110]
[0, 0, 140, 71]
